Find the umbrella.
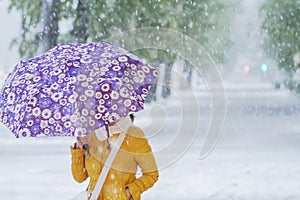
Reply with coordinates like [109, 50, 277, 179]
[0, 41, 159, 138]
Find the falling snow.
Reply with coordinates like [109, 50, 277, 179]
[0, 0, 300, 199]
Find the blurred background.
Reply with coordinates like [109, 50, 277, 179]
[0, 0, 300, 199]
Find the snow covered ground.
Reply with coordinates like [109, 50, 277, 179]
[0, 86, 300, 200]
[1, 1, 299, 199]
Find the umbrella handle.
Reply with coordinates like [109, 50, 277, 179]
[83, 144, 89, 157]
[83, 144, 89, 151]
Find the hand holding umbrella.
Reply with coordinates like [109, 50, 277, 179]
[74, 136, 88, 149]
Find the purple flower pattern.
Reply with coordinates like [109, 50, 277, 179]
[0, 42, 158, 137]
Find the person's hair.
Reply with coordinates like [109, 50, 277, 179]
[129, 113, 135, 122]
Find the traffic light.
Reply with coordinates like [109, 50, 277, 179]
[260, 64, 268, 72]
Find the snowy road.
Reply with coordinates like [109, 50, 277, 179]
[0, 88, 300, 200]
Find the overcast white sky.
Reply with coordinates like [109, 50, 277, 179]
[0, 0, 20, 73]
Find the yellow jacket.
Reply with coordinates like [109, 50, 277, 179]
[71, 126, 159, 200]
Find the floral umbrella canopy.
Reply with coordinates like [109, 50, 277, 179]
[0, 41, 158, 138]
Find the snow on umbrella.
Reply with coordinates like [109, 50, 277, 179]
[0, 41, 159, 138]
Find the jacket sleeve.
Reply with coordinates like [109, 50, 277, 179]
[70, 146, 89, 183]
[125, 128, 159, 200]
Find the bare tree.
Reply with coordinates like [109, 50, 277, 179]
[72, 0, 89, 43]
[40, 0, 60, 51]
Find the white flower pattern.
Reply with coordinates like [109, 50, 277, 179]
[0, 41, 158, 138]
